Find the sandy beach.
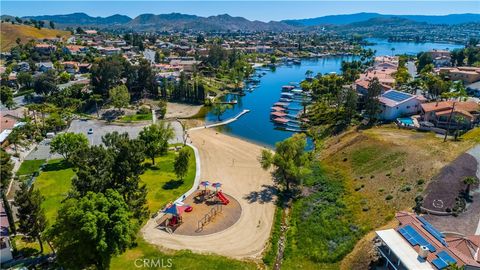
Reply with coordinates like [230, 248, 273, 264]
[142, 128, 276, 259]
[165, 102, 203, 119]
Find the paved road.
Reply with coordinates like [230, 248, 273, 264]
[68, 119, 148, 145]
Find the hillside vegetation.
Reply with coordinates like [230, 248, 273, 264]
[0, 23, 70, 50]
[280, 126, 478, 269]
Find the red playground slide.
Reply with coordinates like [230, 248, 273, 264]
[216, 191, 230, 205]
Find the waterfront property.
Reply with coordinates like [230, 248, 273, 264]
[378, 90, 422, 121]
[375, 211, 480, 270]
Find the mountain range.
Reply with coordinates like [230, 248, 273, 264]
[283, 12, 480, 26]
[4, 12, 479, 32]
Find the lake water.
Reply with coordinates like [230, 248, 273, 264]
[205, 39, 464, 148]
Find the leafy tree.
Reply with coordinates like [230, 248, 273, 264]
[174, 147, 190, 180]
[48, 190, 136, 270]
[0, 85, 15, 109]
[109, 85, 130, 112]
[260, 133, 311, 193]
[49, 21, 55, 29]
[34, 69, 58, 96]
[58, 71, 71, 84]
[0, 149, 13, 194]
[50, 132, 89, 161]
[211, 103, 231, 121]
[417, 52, 433, 72]
[157, 99, 167, 119]
[14, 183, 47, 252]
[8, 128, 26, 154]
[463, 176, 479, 200]
[17, 71, 34, 89]
[139, 122, 174, 165]
[90, 56, 126, 97]
[45, 112, 67, 132]
[364, 77, 382, 123]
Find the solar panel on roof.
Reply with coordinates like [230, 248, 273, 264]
[382, 91, 413, 102]
[437, 251, 456, 264]
[432, 258, 449, 269]
[417, 216, 448, 247]
[399, 225, 436, 252]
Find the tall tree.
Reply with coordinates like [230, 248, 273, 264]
[0, 149, 13, 194]
[138, 122, 174, 165]
[260, 133, 311, 193]
[48, 190, 135, 270]
[364, 77, 382, 123]
[14, 183, 47, 253]
[109, 85, 130, 112]
[174, 147, 190, 180]
[50, 132, 89, 161]
[0, 85, 15, 109]
[211, 103, 231, 121]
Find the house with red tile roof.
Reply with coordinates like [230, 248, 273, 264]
[420, 101, 480, 129]
[376, 211, 480, 270]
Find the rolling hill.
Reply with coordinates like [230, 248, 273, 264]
[283, 12, 480, 26]
[0, 23, 71, 50]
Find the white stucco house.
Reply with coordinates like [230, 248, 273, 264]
[378, 90, 422, 120]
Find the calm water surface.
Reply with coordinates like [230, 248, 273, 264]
[205, 39, 465, 148]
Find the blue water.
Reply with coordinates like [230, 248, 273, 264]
[365, 38, 464, 56]
[205, 39, 465, 148]
[397, 117, 414, 126]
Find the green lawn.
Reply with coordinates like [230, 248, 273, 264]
[111, 238, 256, 270]
[33, 147, 254, 269]
[141, 147, 196, 213]
[34, 159, 75, 222]
[119, 113, 152, 122]
[16, 159, 46, 176]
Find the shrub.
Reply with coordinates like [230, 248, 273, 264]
[385, 194, 393, 200]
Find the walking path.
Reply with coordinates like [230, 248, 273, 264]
[142, 117, 275, 259]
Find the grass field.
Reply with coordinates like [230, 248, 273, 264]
[34, 159, 75, 222]
[141, 147, 196, 213]
[16, 159, 45, 176]
[33, 147, 254, 268]
[111, 238, 256, 270]
[0, 23, 70, 50]
[119, 113, 152, 122]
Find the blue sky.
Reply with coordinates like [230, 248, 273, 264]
[2, 1, 479, 22]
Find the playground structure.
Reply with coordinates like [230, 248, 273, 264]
[216, 191, 230, 205]
[197, 204, 223, 232]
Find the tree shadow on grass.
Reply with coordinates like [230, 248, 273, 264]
[144, 163, 161, 171]
[162, 179, 184, 190]
[243, 184, 277, 204]
[42, 160, 71, 172]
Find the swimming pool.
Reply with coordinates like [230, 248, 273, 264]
[397, 117, 414, 126]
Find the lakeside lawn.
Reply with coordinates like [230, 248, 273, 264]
[16, 159, 46, 176]
[32, 146, 254, 269]
[141, 146, 196, 213]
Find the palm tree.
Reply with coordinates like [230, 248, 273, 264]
[463, 176, 479, 200]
